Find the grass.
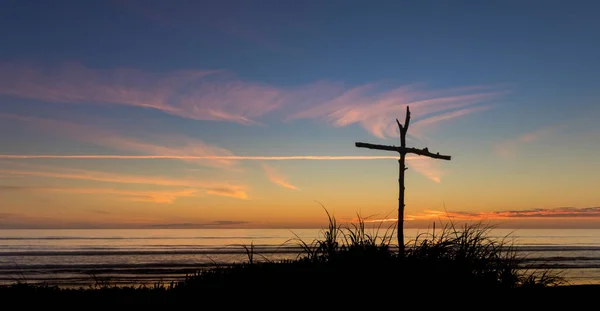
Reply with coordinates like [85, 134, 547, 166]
[0, 210, 574, 305]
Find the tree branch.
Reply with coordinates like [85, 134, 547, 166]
[396, 118, 403, 132]
[404, 106, 411, 132]
[405, 147, 451, 160]
[355, 142, 398, 152]
[355, 142, 451, 160]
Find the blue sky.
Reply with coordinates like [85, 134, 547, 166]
[0, 0, 599, 229]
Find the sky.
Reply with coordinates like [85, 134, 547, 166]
[1, 0, 599, 229]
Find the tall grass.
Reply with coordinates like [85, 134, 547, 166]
[286, 209, 564, 290]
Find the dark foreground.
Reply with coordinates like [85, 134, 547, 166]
[1, 256, 598, 308]
[1, 281, 599, 308]
[3, 218, 598, 307]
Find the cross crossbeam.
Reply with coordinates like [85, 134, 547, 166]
[355, 106, 451, 257]
[354, 142, 451, 160]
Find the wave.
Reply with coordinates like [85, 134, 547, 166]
[0, 246, 305, 257]
[3, 245, 600, 256]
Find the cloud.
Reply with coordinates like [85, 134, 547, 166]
[410, 105, 493, 138]
[205, 187, 248, 199]
[0, 62, 284, 125]
[0, 213, 13, 219]
[261, 164, 299, 190]
[288, 83, 505, 139]
[0, 63, 503, 184]
[0, 112, 236, 168]
[41, 187, 198, 204]
[0, 186, 27, 191]
[90, 210, 111, 215]
[406, 158, 444, 183]
[407, 207, 600, 221]
[0, 154, 429, 161]
[147, 220, 252, 228]
[0, 63, 504, 137]
[211, 220, 252, 226]
[3, 186, 198, 203]
[0, 162, 248, 200]
[494, 126, 558, 158]
[358, 207, 600, 224]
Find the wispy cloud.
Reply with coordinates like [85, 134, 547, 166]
[410, 105, 493, 138]
[147, 220, 252, 229]
[0, 154, 406, 160]
[54, 187, 198, 204]
[0, 63, 504, 136]
[407, 207, 600, 221]
[261, 163, 299, 190]
[0, 153, 443, 181]
[0, 113, 236, 168]
[2, 186, 197, 203]
[494, 125, 558, 158]
[288, 84, 505, 139]
[407, 158, 444, 183]
[0, 62, 284, 125]
[0, 163, 248, 200]
[0, 185, 27, 191]
[205, 187, 248, 199]
[356, 207, 600, 223]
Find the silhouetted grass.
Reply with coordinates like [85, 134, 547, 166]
[0, 209, 575, 305]
[402, 220, 562, 289]
[173, 209, 565, 295]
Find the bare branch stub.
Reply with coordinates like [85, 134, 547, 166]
[403, 106, 411, 133]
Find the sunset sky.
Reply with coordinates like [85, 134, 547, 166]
[1, 0, 599, 229]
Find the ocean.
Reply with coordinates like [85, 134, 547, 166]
[1, 228, 599, 287]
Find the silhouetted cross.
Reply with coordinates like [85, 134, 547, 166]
[355, 106, 451, 257]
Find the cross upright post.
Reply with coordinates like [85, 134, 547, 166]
[355, 106, 451, 257]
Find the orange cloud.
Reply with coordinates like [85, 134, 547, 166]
[206, 187, 249, 199]
[33, 187, 197, 204]
[0, 164, 248, 200]
[355, 207, 600, 225]
[261, 164, 299, 190]
[407, 207, 600, 221]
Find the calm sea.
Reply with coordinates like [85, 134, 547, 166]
[1, 228, 599, 287]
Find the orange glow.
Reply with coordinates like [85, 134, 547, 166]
[0, 168, 248, 199]
[261, 164, 299, 190]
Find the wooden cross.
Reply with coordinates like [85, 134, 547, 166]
[355, 106, 451, 257]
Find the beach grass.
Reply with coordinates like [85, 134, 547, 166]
[0, 210, 583, 305]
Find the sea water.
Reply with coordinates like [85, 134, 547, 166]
[1, 228, 599, 287]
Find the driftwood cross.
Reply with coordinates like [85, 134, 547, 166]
[355, 106, 451, 257]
